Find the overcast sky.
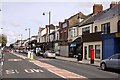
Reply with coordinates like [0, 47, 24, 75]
[0, 0, 119, 46]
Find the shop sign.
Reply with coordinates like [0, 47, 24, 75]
[70, 43, 76, 47]
[115, 33, 120, 37]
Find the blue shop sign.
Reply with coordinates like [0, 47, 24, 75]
[70, 43, 76, 47]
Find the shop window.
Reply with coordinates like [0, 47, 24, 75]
[95, 45, 100, 59]
[88, 45, 93, 58]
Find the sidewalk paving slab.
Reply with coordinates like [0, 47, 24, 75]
[56, 56, 100, 67]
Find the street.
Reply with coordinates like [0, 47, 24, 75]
[1, 52, 119, 80]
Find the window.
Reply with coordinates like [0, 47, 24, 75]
[118, 20, 120, 32]
[95, 45, 100, 59]
[88, 45, 93, 58]
[110, 55, 118, 59]
[95, 26, 97, 32]
[57, 34, 58, 40]
[70, 30, 73, 37]
[82, 27, 90, 34]
[73, 29, 76, 37]
[101, 22, 110, 34]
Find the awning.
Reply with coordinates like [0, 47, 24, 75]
[71, 37, 81, 44]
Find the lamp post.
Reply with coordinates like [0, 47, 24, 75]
[25, 28, 31, 49]
[19, 34, 22, 47]
[43, 11, 51, 50]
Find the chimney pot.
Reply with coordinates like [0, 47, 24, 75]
[110, 1, 119, 8]
[93, 4, 103, 14]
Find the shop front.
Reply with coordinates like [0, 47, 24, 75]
[102, 32, 120, 59]
[69, 37, 82, 58]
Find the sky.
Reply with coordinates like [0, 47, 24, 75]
[0, 0, 119, 46]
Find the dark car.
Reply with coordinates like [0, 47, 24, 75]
[100, 53, 120, 70]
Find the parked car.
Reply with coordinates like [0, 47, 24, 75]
[100, 53, 120, 70]
[43, 50, 56, 58]
[3, 49, 11, 53]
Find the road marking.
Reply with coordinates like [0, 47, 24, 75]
[6, 69, 44, 75]
[8, 59, 22, 62]
[6, 69, 19, 74]
[12, 53, 87, 79]
[24, 69, 44, 73]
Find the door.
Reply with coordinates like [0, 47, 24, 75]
[84, 46, 87, 60]
[88, 45, 93, 58]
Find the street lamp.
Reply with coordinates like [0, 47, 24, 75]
[25, 28, 31, 49]
[19, 34, 22, 47]
[43, 11, 51, 50]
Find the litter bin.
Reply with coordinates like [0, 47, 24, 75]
[77, 53, 82, 61]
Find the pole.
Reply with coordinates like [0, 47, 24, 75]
[49, 11, 51, 50]
[21, 34, 22, 47]
[29, 28, 30, 49]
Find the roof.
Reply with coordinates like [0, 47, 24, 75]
[79, 4, 120, 27]
[96, 4, 120, 21]
[68, 12, 86, 20]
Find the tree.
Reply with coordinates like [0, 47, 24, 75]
[0, 34, 7, 47]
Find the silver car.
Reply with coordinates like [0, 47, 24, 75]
[100, 53, 120, 70]
[43, 50, 56, 58]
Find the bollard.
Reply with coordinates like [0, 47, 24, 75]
[30, 52, 34, 59]
[28, 51, 31, 58]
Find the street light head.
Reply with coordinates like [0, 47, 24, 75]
[43, 13, 45, 15]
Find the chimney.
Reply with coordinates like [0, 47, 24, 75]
[46, 25, 49, 33]
[59, 22, 62, 27]
[49, 24, 55, 29]
[93, 4, 103, 14]
[110, 1, 119, 8]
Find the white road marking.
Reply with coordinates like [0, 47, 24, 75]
[47, 69, 66, 78]
[8, 59, 22, 62]
[6, 70, 19, 74]
[24, 69, 34, 73]
[24, 69, 44, 73]
[12, 52, 87, 79]
[6, 69, 44, 74]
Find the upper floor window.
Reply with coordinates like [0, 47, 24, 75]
[118, 20, 120, 32]
[57, 33, 59, 40]
[82, 27, 90, 34]
[62, 23, 67, 28]
[95, 26, 97, 32]
[101, 22, 110, 34]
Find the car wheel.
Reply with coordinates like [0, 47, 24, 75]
[101, 63, 106, 70]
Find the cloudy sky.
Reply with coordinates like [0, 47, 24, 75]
[0, 0, 119, 46]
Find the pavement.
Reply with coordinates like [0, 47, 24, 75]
[14, 52, 100, 67]
[56, 56, 100, 67]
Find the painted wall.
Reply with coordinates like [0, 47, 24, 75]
[93, 16, 119, 33]
[102, 38, 115, 59]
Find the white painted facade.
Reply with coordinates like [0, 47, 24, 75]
[83, 41, 102, 61]
[68, 27, 78, 42]
[79, 24, 93, 36]
[93, 16, 120, 33]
